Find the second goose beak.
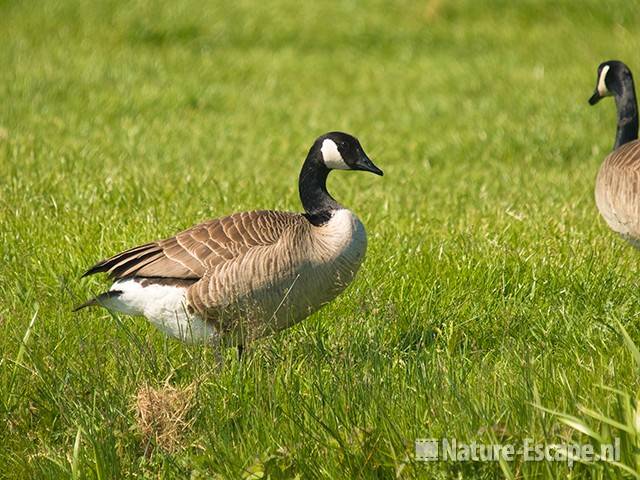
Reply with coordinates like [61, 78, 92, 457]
[588, 90, 602, 105]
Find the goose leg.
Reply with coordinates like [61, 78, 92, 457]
[213, 346, 224, 370]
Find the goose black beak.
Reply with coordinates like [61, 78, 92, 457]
[588, 90, 602, 105]
[355, 154, 384, 176]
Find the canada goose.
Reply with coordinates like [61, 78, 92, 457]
[77, 132, 383, 352]
[589, 60, 640, 247]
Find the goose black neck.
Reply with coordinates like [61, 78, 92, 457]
[613, 77, 639, 150]
[298, 151, 340, 226]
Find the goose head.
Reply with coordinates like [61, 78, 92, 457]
[299, 132, 383, 221]
[315, 131, 383, 176]
[589, 60, 633, 105]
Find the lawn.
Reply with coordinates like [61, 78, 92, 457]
[2, 0, 640, 478]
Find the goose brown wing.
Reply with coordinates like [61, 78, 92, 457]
[82, 210, 304, 280]
[596, 140, 640, 238]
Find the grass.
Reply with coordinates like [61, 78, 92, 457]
[1, 0, 640, 477]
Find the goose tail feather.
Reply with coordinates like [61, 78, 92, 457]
[73, 290, 123, 312]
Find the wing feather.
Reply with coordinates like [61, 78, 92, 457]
[82, 210, 304, 280]
[596, 140, 640, 240]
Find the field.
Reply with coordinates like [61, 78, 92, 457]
[2, 0, 640, 478]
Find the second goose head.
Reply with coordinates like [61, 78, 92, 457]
[589, 60, 634, 105]
[588, 60, 639, 150]
[299, 132, 383, 224]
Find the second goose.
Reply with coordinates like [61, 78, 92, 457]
[589, 60, 640, 247]
[77, 132, 383, 349]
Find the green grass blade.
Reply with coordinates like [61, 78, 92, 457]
[612, 317, 640, 369]
[71, 426, 82, 480]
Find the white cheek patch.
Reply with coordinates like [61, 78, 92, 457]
[597, 65, 611, 96]
[321, 139, 349, 170]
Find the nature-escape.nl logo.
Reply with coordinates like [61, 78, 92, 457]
[415, 438, 620, 467]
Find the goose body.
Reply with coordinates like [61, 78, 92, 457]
[595, 140, 640, 247]
[78, 132, 383, 347]
[589, 60, 640, 246]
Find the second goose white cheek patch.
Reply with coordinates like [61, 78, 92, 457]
[598, 65, 611, 96]
[321, 139, 349, 170]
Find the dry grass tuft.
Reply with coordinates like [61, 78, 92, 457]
[423, 0, 443, 21]
[134, 382, 196, 454]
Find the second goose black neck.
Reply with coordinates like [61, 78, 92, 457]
[298, 150, 341, 226]
[612, 73, 639, 150]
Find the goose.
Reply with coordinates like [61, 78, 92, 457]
[76, 132, 383, 353]
[589, 60, 640, 247]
